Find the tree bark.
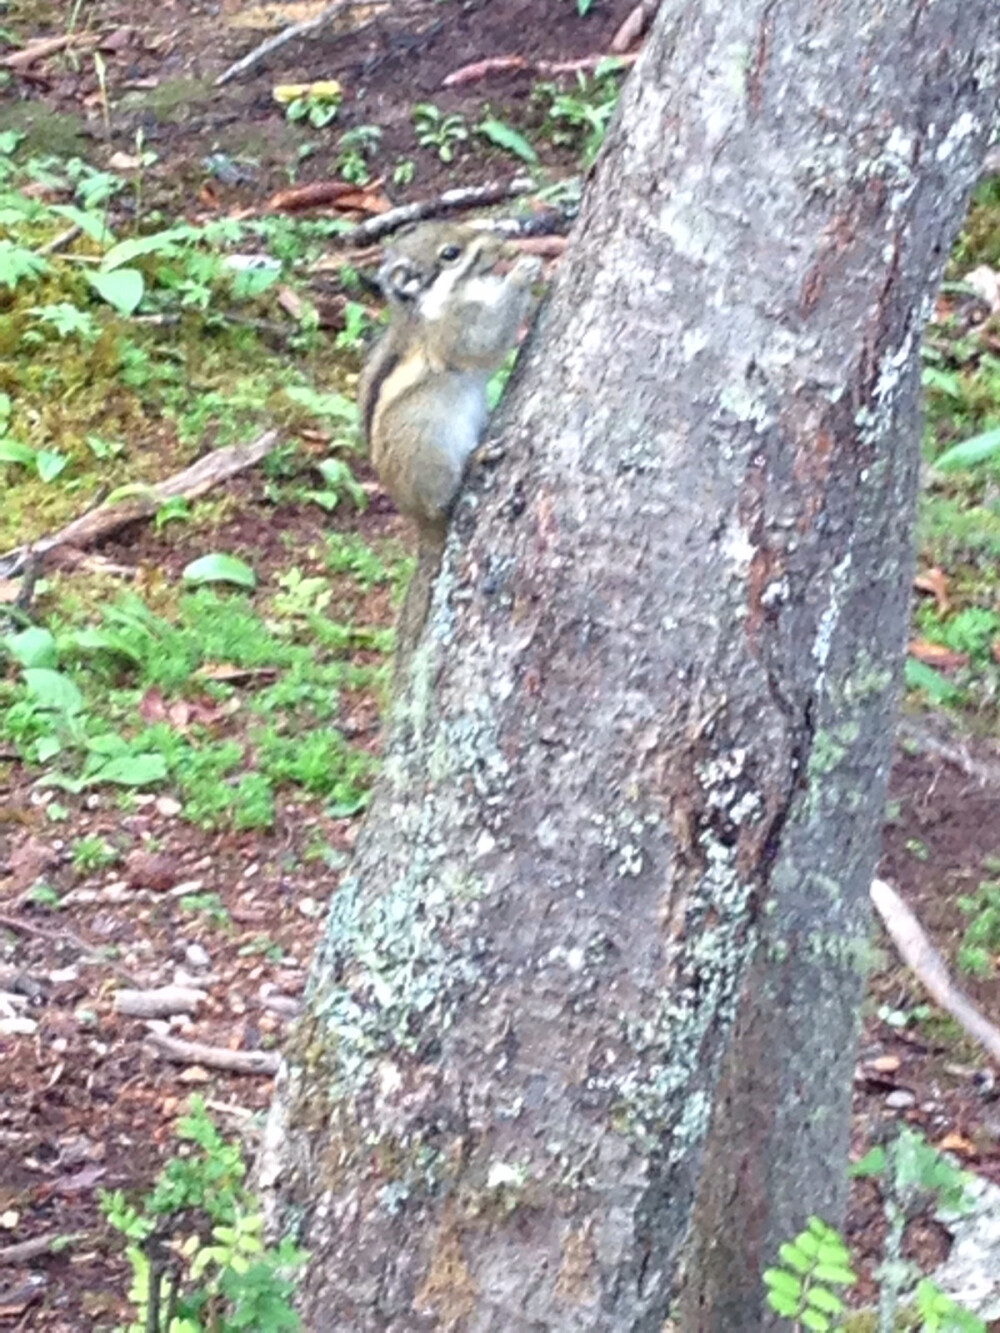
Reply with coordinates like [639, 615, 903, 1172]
[262, 3, 999, 1329]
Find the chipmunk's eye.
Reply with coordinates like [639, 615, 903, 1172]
[438, 243, 462, 263]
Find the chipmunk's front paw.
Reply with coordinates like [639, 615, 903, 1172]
[511, 255, 544, 286]
[475, 441, 506, 467]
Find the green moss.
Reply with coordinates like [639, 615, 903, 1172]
[118, 76, 216, 124]
[0, 104, 87, 158]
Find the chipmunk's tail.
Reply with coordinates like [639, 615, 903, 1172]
[392, 527, 446, 694]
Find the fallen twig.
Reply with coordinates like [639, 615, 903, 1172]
[0, 430, 279, 580]
[0, 1233, 87, 1266]
[443, 50, 638, 88]
[871, 878, 1000, 1066]
[2, 32, 98, 70]
[328, 178, 535, 248]
[36, 223, 83, 256]
[265, 179, 374, 213]
[215, 0, 389, 87]
[442, 55, 529, 87]
[115, 986, 207, 1019]
[610, 0, 660, 53]
[144, 1028, 280, 1076]
[0, 914, 140, 987]
[896, 715, 1000, 789]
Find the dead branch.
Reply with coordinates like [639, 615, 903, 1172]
[214, 0, 390, 87]
[0, 914, 140, 987]
[258, 992, 302, 1019]
[871, 878, 1000, 1066]
[328, 178, 535, 248]
[2, 33, 98, 70]
[443, 50, 638, 89]
[114, 986, 207, 1019]
[0, 1233, 87, 1265]
[896, 714, 1000, 789]
[265, 179, 378, 213]
[0, 430, 279, 580]
[441, 55, 529, 88]
[610, 0, 660, 53]
[144, 1028, 281, 1076]
[36, 223, 83, 256]
[541, 52, 640, 76]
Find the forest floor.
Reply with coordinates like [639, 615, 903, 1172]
[1, 1, 1000, 1328]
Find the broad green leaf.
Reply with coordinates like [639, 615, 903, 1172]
[63, 628, 143, 664]
[86, 753, 168, 787]
[476, 116, 538, 164]
[849, 1145, 886, 1177]
[921, 366, 963, 399]
[765, 1290, 801, 1318]
[36, 448, 69, 482]
[936, 425, 1000, 472]
[763, 1268, 802, 1297]
[101, 227, 185, 270]
[905, 657, 961, 704]
[103, 482, 158, 505]
[230, 264, 280, 300]
[182, 553, 257, 588]
[49, 204, 115, 244]
[806, 1286, 845, 1314]
[812, 1263, 857, 1286]
[23, 667, 84, 715]
[86, 732, 130, 757]
[0, 240, 49, 290]
[793, 1230, 821, 1258]
[800, 1311, 831, 1332]
[0, 439, 36, 465]
[778, 1242, 812, 1275]
[4, 626, 58, 668]
[87, 267, 144, 316]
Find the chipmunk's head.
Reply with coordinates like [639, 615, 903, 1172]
[377, 222, 507, 317]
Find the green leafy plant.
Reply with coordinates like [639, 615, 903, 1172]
[335, 124, 383, 184]
[765, 1131, 986, 1330]
[181, 553, 258, 590]
[334, 299, 371, 352]
[536, 62, 624, 166]
[956, 877, 1000, 977]
[275, 79, 343, 129]
[412, 103, 469, 162]
[102, 1096, 307, 1332]
[935, 425, 1000, 472]
[848, 1129, 983, 1332]
[392, 157, 416, 186]
[71, 834, 119, 874]
[179, 892, 232, 929]
[476, 114, 538, 165]
[763, 1215, 856, 1330]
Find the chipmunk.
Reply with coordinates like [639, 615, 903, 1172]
[358, 221, 542, 684]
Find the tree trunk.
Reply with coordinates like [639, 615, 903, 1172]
[262, 3, 999, 1328]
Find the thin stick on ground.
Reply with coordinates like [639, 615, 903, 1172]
[144, 1029, 281, 1076]
[215, 0, 390, 87]
[0, 913, 141, 987]
[442, 50, 638, 88]
[328, 178, 535, 247]
[870, 878, 1000, 1066]
[0, 430, 279, 580]
[0, 1233, 88, 1266]
[610, 0, 661, 54]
